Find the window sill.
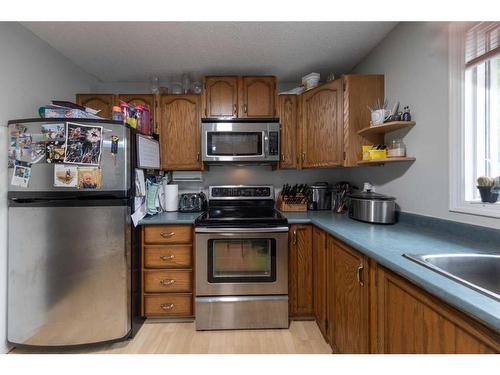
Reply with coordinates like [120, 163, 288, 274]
[450, 201, 500, 219]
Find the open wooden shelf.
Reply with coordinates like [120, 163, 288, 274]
[357, 121, 416, 138]
[357, 157, 416, 165]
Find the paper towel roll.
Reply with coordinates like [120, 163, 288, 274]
[164, 184, 178, 212]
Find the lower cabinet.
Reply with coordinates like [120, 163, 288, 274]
[313, 227, 328, 339]
[376, 267, 500, 353]
[141, 225, 194, 318]
[288, 224, 314, 318]
[327, 236, 371, 353]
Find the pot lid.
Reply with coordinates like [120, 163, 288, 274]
[311, 182, 329, 189]
[348, 191, 396, 201]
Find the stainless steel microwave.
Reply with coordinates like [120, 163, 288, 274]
[201, 120, 280, 163]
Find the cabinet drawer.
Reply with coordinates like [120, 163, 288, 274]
[144, 270, 192, 293]
[144, 225, 192, 244]
[144, 245, 192, 268]
[144, 294, 193, 317]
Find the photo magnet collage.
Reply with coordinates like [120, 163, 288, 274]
[9, 122, 107, 189]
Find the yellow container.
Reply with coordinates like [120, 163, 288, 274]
[362, 145, 372, 161]
[369, 149, 387, 160]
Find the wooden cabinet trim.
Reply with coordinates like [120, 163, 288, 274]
[76, 94, 115, 120]
[203, 76, 239, 118]
[300, 79, 344, 168]
[144, 293, 193, 317]
[240, 76, 276, 118]
[144, 224, 193, 244]
[144, 244, 192, 269]
[159, 95, 202, 171]
[278, 95, 297, 169]
[313, 227, 328, 340]
[289, 224, 314, 318]
[342, 75, 384, 166]
[377, 266, 500, 353]
[330, 237, 370, 353]
[144, 269, 193, 293]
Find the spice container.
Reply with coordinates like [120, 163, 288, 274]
[388, 139, 406, 157]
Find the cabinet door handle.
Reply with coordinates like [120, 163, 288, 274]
[197, 152, 200, 162]
[160, 279, 176, 286]
[160, 232, 175, 238]
[301, 152, 306, 161]
[281, 153, 286, 162]
[233, 104, 237, 115]
[357, 265, 364, 287]
[160, 254, 175, 261]
[292, 229, 297, 245]
[243, 104, 247, 113]
[160, 303, 174, 310]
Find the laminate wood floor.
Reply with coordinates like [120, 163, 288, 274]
[11, 321, 332, 354]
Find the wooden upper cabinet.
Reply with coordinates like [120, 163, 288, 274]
[117, 94, 157, 133]
[300, 79, 343, 168]
[239, 76, 276, 118]
[343, 75, 384, 166]
[377, 267, 500, 354]
[76, 94, 115, 119]
[203, 76, 238, 118]
[278, 95, 297, 169]
[313, 227, 328, 340]
[328, 237, 370, 353]
[159, 95, 202, 171]
[289, 224, 314, 317]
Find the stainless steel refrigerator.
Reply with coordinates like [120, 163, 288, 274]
[7, 118, 137, 347]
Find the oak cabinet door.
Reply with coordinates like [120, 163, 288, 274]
[329, 238, 370, 353]
[117, 94, 157, 133]
[289, 225, 314, 317]
[159, 95, 201, 171]
[278, 95, 297, 169]
[300, 80, 343, 168]
[240, 76, 276, 118]
[377, 267, 500, 354]
[203, 76, 238, 118]
[76, 94, 115, 119]
[313, 227, 328, 340]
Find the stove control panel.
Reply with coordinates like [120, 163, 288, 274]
[209, 185, 274, 200]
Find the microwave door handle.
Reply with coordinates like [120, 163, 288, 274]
[263, 131, 269, 157]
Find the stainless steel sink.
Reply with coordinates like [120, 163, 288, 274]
[404, 253, 500, 301]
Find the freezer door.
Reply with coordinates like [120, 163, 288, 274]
[8, 120, 130, 194]
[8, 202, 131, 346]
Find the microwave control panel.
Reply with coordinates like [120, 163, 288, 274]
[268, 131, 279, 155]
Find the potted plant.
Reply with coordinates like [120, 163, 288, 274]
[477, 176, 499, 203]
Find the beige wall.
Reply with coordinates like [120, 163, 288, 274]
[349, 22, 499, 229]
[0, 22, 97, 353]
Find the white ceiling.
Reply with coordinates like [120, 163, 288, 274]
[22, 22, 397, 83]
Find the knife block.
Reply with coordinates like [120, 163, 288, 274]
[276, 193, 308, 212]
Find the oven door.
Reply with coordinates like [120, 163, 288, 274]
[202, 122, 278, 162]
[195, 227, 288, 296]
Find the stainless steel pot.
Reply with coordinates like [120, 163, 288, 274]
[348, 191, 396, 224]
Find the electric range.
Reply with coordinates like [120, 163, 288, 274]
[194, 185, 289, 330]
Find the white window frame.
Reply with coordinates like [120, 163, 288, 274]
[449, 23, 500, 218]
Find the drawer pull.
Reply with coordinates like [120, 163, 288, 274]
[160, 279, 176, 286]
[160, 254, 175, 261]
[160, 303, 175, 310]
[160, 232, 175, 238]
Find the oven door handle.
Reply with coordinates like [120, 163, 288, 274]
[195, 227, 289, 233]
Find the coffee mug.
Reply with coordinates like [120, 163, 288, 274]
[371, 109, 390, 126]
